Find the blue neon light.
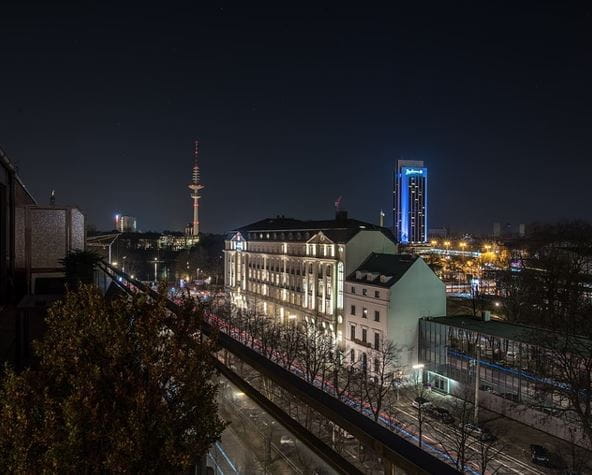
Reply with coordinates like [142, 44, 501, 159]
[398, 166, 428, 243]
[404, 168, 424, 175]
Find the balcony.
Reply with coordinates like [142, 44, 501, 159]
[354, 338, 372, 349]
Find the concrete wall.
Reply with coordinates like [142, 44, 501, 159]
[449, 385, 591, 450]
[389, 258, 446, 368]
[345, 230, 397, 274]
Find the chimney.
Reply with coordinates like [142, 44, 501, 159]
[336, 210, 348, 222]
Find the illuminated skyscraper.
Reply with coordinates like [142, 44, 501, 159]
[392, 160, 427, 243]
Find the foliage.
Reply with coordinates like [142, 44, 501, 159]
[60, 250, 102, 288]
[0, 286, 225, 473]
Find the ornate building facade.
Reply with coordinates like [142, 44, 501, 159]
[224, 213, 397, 343]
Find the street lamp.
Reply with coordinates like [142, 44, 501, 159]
[154, 257, 158, 282]
[122, 256, 127, 273]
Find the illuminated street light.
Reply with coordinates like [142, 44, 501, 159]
[459, 242, 467, 249]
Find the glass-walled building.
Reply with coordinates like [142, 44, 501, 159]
[419, 316, 571, 420]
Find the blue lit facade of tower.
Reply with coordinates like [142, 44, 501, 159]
[393, 160, 428, 243]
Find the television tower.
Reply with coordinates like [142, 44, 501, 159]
[188, 140, 204, 236]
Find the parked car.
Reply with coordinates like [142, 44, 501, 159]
[530, 444, 551, 466]
[280, 435, 296, 447]
[412, 396, 433, 410]
[427, 406, 454, 424]
[463, 423, 496, 442]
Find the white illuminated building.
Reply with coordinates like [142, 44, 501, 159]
[344, 253, 446, 371]
[224, 212, 398, 343]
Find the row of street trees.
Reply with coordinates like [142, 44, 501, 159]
[212, 299, 508, 473]
[213, 299, 404, 425]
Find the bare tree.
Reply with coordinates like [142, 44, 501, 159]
[277, 321, 304, 372]
[409, 367, 431, 449]
[300, 320, 332, 385]
[474, 427, 506, 475]
[435, 390, 476, 472]
[498, 222, 592, 448]
[363, 339, 402, 422]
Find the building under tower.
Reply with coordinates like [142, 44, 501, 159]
[187, 140, 204, 243]
[393, 159, 428, 244]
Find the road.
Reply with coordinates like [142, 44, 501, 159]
[213, 374, 336, 474]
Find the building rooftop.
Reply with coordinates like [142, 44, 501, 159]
[423, 315, 540, 341]
[232, 213, 396, 244]
[422, 315, 592, 351]
[346, 253, 418, 288]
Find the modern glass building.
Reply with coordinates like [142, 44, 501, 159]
[392, 160, 427, 244]
[418, 316, 570, 419]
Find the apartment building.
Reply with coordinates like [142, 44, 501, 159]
[224, 212, 397, 342]
[345, 253, 445, 370]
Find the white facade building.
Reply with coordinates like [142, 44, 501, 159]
[344, 253, 445, 371]
[224, 213, 397, 341]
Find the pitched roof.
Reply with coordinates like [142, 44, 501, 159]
[230, 216, 396, 244]
[347, 253, 419, 287]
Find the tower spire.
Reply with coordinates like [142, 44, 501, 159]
[188, 140, 205, 237]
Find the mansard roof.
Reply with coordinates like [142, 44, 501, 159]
[230, 216, 396, 244]
[346, 253, 419, 288]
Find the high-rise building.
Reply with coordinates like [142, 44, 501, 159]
[115, 214, 137, 233]
[392, 160, 428, 243]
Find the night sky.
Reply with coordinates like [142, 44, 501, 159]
[1, 2, 591, 234]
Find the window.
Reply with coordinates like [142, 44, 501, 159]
[362, 307, 368, 319]
[351, 305, 356, 315]
[374, 333, 380, 350]
[374, 290, 380, 298]
[374, 310, 380, 322]
[362, 288, 367, 296]
[374, 358, 380, 373]
[350, 349, 355, 363]
[350, 326, 355, 340]
[362, 328, 367, 343]
[351, 286, 356, 294]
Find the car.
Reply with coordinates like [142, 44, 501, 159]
[280, 435, 295, 447]
[427, 406, 454, 424]
[412, 396, 433, 410]
[530, 444, 551, 465]
[463, 423, 496, 442]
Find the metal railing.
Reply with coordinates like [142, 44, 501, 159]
[96, 261, 460, 474]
